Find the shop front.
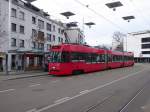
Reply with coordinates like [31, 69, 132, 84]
[7, 50, 44, 72]
[25, 53, 44, 71]
[0, 52, 5, 72]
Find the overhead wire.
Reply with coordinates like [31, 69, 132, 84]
[73, 0, 128, 33]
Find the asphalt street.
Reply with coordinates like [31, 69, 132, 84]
[0, 63, 150, 112]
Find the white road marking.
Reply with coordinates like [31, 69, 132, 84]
[0, 89, 15, 93]
[27, 68, 147, 112]
[54, 97, 70, 104]
[26, 108, 37, 112]
[120, 87, 145, 112]
[29, 84, 41, 87]
[79, 90, 89, 94]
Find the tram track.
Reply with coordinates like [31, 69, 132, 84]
[119, 80, 150, 112]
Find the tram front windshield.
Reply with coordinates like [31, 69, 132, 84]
[48, 51, 70, 63]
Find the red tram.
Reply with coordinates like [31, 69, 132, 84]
[48, 44, 134, 75]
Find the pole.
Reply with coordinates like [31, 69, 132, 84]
[5, 0, 12, 75]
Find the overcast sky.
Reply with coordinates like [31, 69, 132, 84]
[32, 0, 150, 46]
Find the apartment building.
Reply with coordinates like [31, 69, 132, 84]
[0, 0, 85, 72]
[124, 30, 150, 63]
[0, 0, 84, 72]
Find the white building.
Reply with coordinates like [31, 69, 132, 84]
[124, 30, 150, 63]
[0, 0, 85, 72]
[65, 28, 85, 44]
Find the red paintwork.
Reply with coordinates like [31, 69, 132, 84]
[107, 50, 124, 69]
[123, 52, 134, 67]
[48, 44, 134, 76]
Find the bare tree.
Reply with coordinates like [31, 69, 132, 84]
[112, 31, 126, 51]
[95, 44, 112, 50]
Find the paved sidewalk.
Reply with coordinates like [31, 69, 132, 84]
[0, 71, 48, 81]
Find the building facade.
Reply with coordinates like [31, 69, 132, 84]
[0, 0, 85, 73]
[65, 28, 85, 44]
[0, 0, 65, 72]
[124, 30, 150, 63]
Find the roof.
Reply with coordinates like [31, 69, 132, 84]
[128, 30, 150, 36]
[12, 0, 65, 27]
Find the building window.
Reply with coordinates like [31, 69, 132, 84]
[32, 29, 37, 38]
[142, 51, 150, 54]
[47, 23, 51, 31]
[11, 23, 17, 32]
[58, 37, 61, 42]
[11, 38, 16, 46]
[19, 11, 25, 20]
[61, 38, 63, 43]
[47, 44, 51, 50]
[141, 37, 150, 43]
[61, 29, 64, 34]
[53, 25, 55, 32]
[141, 44, 150, 49]
[20, 39, 24, 47]
[20, 25, 24, 34]
[58, 28, 61, 34]
[32, 42, 36, 49]
[53, 35, 55, 41]
[38, 19, 44, 29]
[38, 43, 44, 50]
[11, 8, 16, 18]
[37, 31, 45, 42]
[47, 34, 51, 42]
[32, 17, 36, 24]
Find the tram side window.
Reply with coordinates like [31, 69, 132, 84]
[71, 52, 86, 62]
[112, 55, 116, 62]
[99, 54, 105, 62]
[71, 52, 79, 62]
[124, 56, 127, 61]
[117, 56, 121, 61]
[102, 54, 106, 62]
[91, 53, 98, 62]
[78, 53, 86, 61]
[61, 52, 70, 62]
[113, 55, 121, 62]
[120, 56, 123, 61]
[86, 53, 92, 63]
[107, 54, 112, 62]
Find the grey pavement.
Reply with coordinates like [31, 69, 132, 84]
[0, 63, 150, 112]
[0, 70, 48, 81]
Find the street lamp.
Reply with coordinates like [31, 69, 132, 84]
[84, 22, 95, 28]
[105, 1, 123, 11]
[60, 11, 75, 19]
[122, 16, 135, 22]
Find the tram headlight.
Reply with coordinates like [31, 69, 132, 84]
[52, 66, 56, 70]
